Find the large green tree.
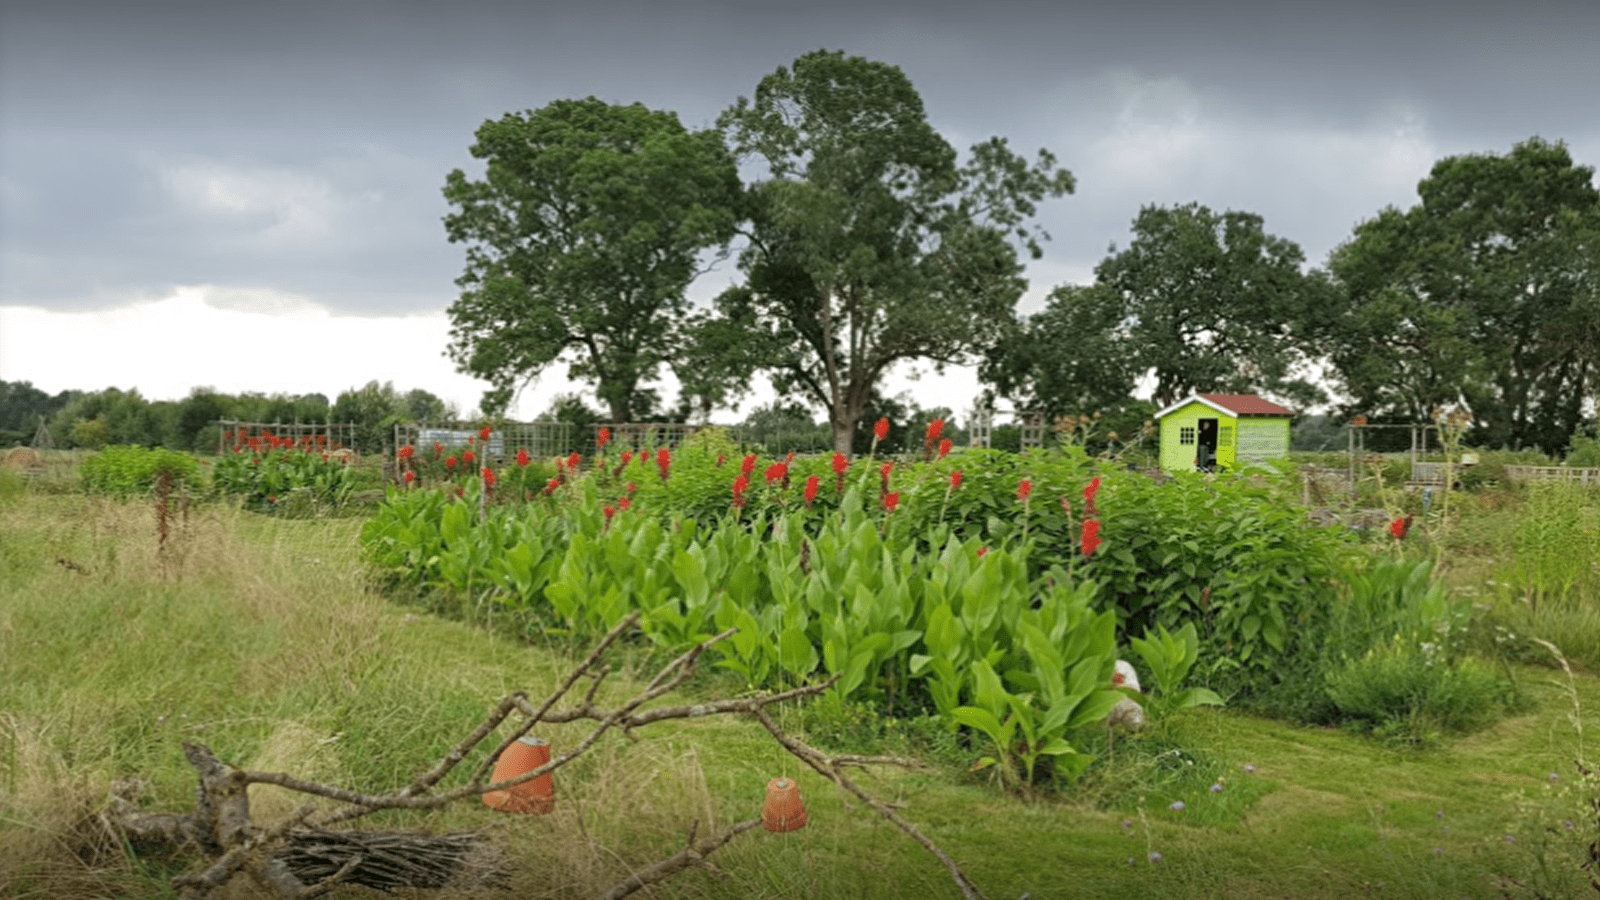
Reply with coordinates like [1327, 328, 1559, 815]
[718, 50, 1075, 453]
[1092, 203, 1327, 409]
[442, 98, 742, 421]
[980, 283, 1142, 418]
[1325, 137, 1600, 453]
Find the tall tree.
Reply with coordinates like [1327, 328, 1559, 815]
[1093, 203, 1327, 409]
[442, 98, 742, 420]
[719, 50, 1075, 453]
[980, 283, 1142, 417]
[1326, 137, 1600, 453]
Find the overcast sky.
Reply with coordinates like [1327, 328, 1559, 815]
[3, 0, 1597, 421]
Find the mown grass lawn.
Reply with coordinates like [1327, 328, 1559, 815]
[2, 488, 1596, 899]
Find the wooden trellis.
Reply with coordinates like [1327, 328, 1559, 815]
[393, 421, 574, 462]
[218, 420, 357, 455]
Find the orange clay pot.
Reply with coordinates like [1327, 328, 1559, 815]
[482, 736, 554, 814]
[762, 777, 807, 832]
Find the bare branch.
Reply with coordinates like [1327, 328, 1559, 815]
[593, 818, 763, 900]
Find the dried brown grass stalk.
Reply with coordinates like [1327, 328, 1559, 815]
[109, 613, 989, 899]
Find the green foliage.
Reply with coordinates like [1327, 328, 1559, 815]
[1129, 622, 1226, 721]
[1492, 480, 1600, 610]
[79, 445, 201, 497]
[443, 97, 742, 420]
[1324, 137, 1600, 454]
[211, 447, 365, 515]
[719, 49, 1075, 452]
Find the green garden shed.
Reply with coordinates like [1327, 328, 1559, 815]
[1154, 393, 1295, 473]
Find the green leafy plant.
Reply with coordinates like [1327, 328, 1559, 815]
[1129, 622, 1226, 722]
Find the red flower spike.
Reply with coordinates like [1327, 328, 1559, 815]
[950, 470, 963, 490]
[543, 477, 560, 496]
[516, 448, 530, 467]
[479, 425, 492, 442]
[621, 450, 634, 466]
[597, 426, 611, 449]
[1060, 496, 1072, 516]
[938, 438, 952, 459]
[925, 419, 944, 447]
[1390, 516, 1413, 539]
[1084, 477, 1101, 516]
[603, 504, 616, 521]
[463, 449, 475, 465]
[732, 474, 750, 508]
[883, 492, 900, 512]
[741, 454, 757, 478]
[399, 444, 415, 460]
[482, 467, 496, 487]
[619, 497, 632, 511]
[831, 452, 848, 476]
[874, 417, 889, 442]
[803, 474, 820, 506]
[627, 481, 637, 495]
[1017, 479, 1032, 502]
[1081, 519, 1102, 558]
[717, 454, 726, 467]
[445, 456, 458, 471]
[656, 447, 671, 480]
[433, 441, 444, 456]
[765, 462, 787, 486]
[567, 451, 581, 472]
[403, 470, 415, 483]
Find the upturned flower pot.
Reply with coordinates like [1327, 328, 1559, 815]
[762, 777, 807, 832]
[482, 736, 554, 814]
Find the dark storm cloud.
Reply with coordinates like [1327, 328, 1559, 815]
[3, 0, 1597, 315]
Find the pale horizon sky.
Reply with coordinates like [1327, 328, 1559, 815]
[3, 0, 1598, 421]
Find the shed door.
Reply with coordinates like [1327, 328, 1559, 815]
[1196, 418, 1219, 471]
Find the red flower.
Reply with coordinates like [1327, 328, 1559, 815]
[741, 454, 757, 478]
[977, 546, 989, 558]
[445, 456, 458, 471]
[403, 470, 415, 483]
[656, 447, 671, 480]
[716, 454, 726, 467]
[597, 426, 611, 449]
[482, 467, 496, 487]
[621, 450, 634, 466]
[516, 448, 530, 467]
[938, 438, 952, 459]
[248, 436, 260, 451]
[873, 417, 889, 442]
[831, 452, 848, 476]
[603, 504, 616, 522]
[950, 470, 963, 490]
[618, 497, 632, 511]
[433, 441, 444, 456]
[479, 425, 492, 442]
[882, 491, 900, 512]
[567, 451, 581, 472]
[1081, 519, 1102, 558]
[732, 474, 749, 508]
[1390, 515, 1413, 539]
[765, 462, 787, 486]
[803, 474, 820, 506]
[1084, 476, 1101, 516]
[925, 418, 944, 446]
[399, 444, 415, 460]
[627, 481, 637, 495]
[316, 434, 327, 447]
[463, 449, 475, 465]
[543, 477, 560, 496]
[880, 461, 893, 486]
[1017, 479, 1032, 502]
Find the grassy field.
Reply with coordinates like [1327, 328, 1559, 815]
[3, 479, 1599, 899]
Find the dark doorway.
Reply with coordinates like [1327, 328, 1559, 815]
[1196, 418, 1218, 471]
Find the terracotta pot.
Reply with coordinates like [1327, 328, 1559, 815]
[762, 777, 807, 832]
[482, 736, 554, 814]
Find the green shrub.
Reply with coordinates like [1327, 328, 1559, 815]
[211, 446, 364, 515]
[79, 445, 201, 497]
[1324, 643, 1507, 743]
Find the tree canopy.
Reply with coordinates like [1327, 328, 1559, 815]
[1324, 137, 1599, 453]
[442, 98, 742, 421]
[718, 50, 1075, 453]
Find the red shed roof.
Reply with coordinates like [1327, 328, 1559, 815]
[1155, 393, 1296, 419]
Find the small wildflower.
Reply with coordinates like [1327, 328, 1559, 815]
[1209, 782, 1223, 793]
[1121, 819, 1132, 830]
[1549, 773, 1560, 782]
[1504, 834, 1515, 844]
[1169, 801, 1185, 812]
[1435, 810, 1444, 819]
[1148, 851, 1163, 863]
[1243, 764, 1257, 774]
